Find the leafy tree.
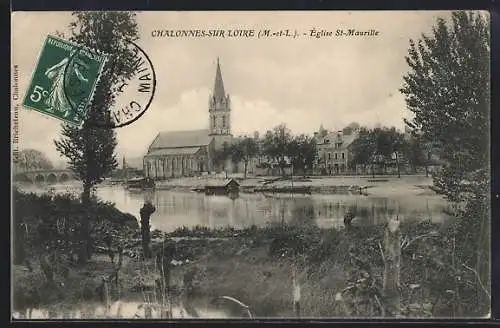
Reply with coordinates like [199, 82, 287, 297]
[400, 11, 490, 313]
[287, 135, 317, 177]
[350, 127, 407, 177]
[375, 127, 406, 178]
[212, 142, 232, 176]
[343, 122, 360, 135]
[16, 149, 54, 172]
[54, 12, 140, 264]
[349, 127, 376, 173]
[262, 124, 293, 176]
[55, 12, 139, 203]
[228, 137, 259, 179]
[401, 123, 428, 174]
[299, 136, 317, 177]
[285, 136, 300, 175]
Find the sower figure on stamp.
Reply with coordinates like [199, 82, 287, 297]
[44, 48, 89, 118]
[140, 201, 156, 259]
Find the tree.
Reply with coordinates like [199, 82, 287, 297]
[16, 149, 54, 172]
[230, 137, 259, 179]
[54, 12, 140, 264]
[349, 127, 376, 174]
[343, 122, 360, 135]
[262, 124, 293, 176]
[300, 136, 317, 177]
[55, 12, 139, 204]
[400, 11, 490, 313]
[378, 127, 406, 178]
[287, 135, 317, 177]
[401, 127, 427, 174]
[400, 11, 489, 183]
[318, 124, 329, 139]
[286, 136, 301, 176]
[213, 142, 232, 177]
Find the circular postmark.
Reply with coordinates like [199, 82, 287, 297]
[63, 40, 156, 129]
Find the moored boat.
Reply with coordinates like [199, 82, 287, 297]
[126, 177, 155, 190]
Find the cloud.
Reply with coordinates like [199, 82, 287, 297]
[12, 10, 461, 162]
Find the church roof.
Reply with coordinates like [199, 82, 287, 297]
[148, 129, 212, 151]
[213, 58, 226, 101]
[147, 147, 202, 156]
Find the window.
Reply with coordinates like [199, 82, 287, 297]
[222, 115, 226, 128]
[334, 153, 338, 160]
[342, 153, 345, 159]
[325, 139, 330, 143]
[213, 116, 216, 129]
[328, 153, 331, 160]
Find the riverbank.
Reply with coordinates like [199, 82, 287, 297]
[12, 224, 377, 318]
[152, 175, 437, 197]
[12, 182, 488, 319]
[15, 217, 472, 319]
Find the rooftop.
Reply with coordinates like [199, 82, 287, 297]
[148, 129, 212, 151]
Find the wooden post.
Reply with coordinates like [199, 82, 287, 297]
[140, 201, 156, 259]
[383, 217, 401, 317]
[123, 157, 128, 184]
[292, 265, 301, 317]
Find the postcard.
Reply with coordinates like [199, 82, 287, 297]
[11, 10, 491, 319]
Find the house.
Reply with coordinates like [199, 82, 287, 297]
[204, 178, 240, 196]
[315, 129, 359, 175]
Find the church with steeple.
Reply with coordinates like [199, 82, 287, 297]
[143, 59, 235, 179]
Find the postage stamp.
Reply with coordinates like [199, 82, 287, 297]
[23, 35, 107, 126]
[69, 41, 157, 129]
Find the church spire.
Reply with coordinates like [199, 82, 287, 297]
[213, 57, 226, 101]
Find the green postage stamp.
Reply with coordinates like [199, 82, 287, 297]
[23, 35, 107, 126]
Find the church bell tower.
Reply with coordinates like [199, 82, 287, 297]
[209, 58, 232, 146]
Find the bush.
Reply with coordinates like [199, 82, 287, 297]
[13, 189, 139, 267]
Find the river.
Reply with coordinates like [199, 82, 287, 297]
[13, 182, 450, 319]
[19, 183, 450, 232]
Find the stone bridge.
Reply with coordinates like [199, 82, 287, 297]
[14, 169, 76, 184]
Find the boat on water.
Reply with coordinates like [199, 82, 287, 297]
[126, 177, 155, 190]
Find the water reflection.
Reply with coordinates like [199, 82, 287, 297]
[95, 186, 448, 232]
[12, 299, 231, 319]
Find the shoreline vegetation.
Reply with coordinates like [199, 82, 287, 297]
[103, 174, 439, 198]
[12, 187, 488, 319]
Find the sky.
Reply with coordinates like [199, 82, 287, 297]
[12, 10, 465, 165]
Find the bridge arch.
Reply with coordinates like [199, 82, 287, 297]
[34, 174, 45, 184]
[14, 170, 74, 184]
[47, 173, 58, 184]
[59, 173, 69, 182]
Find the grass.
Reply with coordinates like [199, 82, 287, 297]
[13, 228, 354, 318]
[14, 216, 472, 319]
[169, 243, 349, 318]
